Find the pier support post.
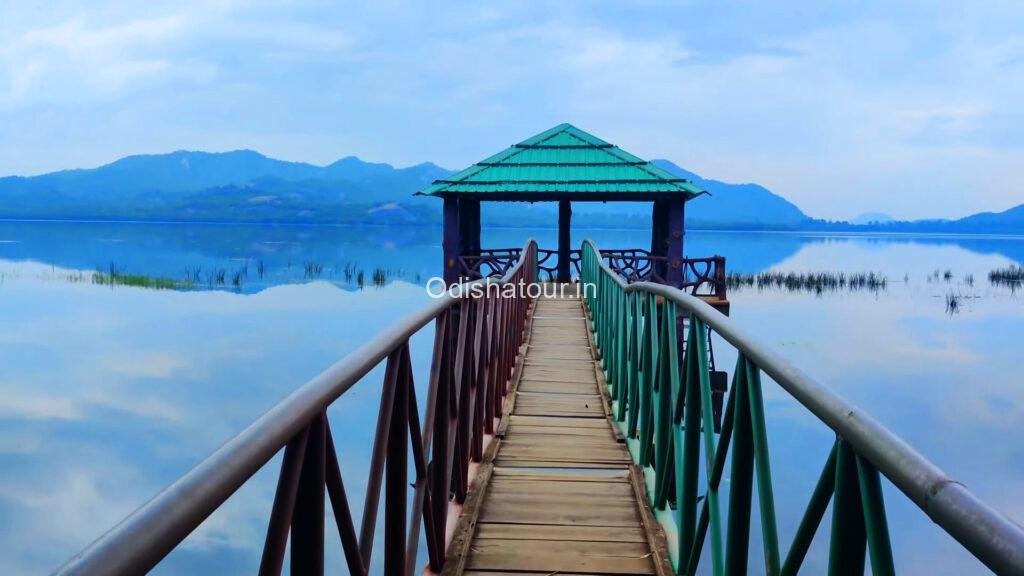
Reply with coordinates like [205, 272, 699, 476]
[558, 200, 572, 282]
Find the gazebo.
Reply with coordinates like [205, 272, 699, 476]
[419, 123, 727, 307]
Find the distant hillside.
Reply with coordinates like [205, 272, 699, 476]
[0, 150, 450, 224]
[957, 203, 1024, 229]
[651, 160, 809, 228]
[1, 149, 1021, 234]
[851, 212, 894, 225]
[802, 202, 1024, 234]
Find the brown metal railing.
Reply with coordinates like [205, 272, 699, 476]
[54, 241, 538, 576]
[460, 246, 727, 299]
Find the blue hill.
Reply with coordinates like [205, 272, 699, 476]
[0, 149, 1020, 233]
[651, 160, 809, 227]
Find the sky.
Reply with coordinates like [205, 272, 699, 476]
[1, 1, 1023, 220]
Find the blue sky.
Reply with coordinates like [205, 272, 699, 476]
[1, 1, 1023, 220]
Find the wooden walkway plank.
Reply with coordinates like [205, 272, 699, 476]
[452, 292, 668, 575]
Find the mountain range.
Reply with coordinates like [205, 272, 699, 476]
[0, 149, 1021, 233]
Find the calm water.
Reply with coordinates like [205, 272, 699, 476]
[1, 221, 1023, 574]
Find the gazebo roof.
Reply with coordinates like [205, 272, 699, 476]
[418, 123, 705, 201]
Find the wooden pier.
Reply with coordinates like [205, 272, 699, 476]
[50, 125, 1024, 575]
[443, 290, 671, 575]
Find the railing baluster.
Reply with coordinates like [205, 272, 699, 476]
[679, 309, 702, 568]
[781, 444, 838, 575]
[359, 348, 402, 565]
[429, 313, 453, 571]
[654, 299, 674, 510]
[479, 295, 495, 436]
[291, 412, 326, 576]
[724, 358, 754, 575]
[828, 438, 868, 575]
[686, 370, 738, 576]
[692, 317, 725, 575]
[452, 300, 473, 503]
[856, 455, 895, 576]
[421, 312, 449, 572]
[324, 422, 366, 576]
[384, 346, 410, 576]
[745, 360, 781, 574]
[259, 426, 311, 576]
[638, 293, 657, 468]
[405, 355, 432, 576]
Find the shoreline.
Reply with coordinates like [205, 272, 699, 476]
[0, 217, 1023, 240]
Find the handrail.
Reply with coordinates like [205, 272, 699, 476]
[54, 240, 539, 576]
[581, 238, 1024, 575]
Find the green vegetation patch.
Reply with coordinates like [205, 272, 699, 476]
[92, 271, 190, 290]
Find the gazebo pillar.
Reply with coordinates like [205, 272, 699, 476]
[442, 197, 462, 284]
[442, 197, 481, 285]
[558, 200, 572, 282]
[650, 200, 669, 281]
[461, 199, 481, 257]
[651, 198, 685, 288]
[665, 198, 685, 288]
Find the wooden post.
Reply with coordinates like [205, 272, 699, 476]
[650, 200, 670, 281]
[443, 197, 462, 285]
[558, 200, 572, 282]
[664, 198, 688, 373]
[664, 198, 685, 288]
[460, 199, 481, 258]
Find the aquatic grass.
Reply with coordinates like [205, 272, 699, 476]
[989, 264, 1024, 288]
[304, 262, 323, 279]
[727, 270, 887, 294]
[185, 265, 202, 283]
[945, 291, 961, 315]
[208, 268, 227, 286]
[50, 256, 422, 292]
[93, 271, 183, 290]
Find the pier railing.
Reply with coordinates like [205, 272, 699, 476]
[54, 241, 538, 576]
[581, 239, 1024, 575]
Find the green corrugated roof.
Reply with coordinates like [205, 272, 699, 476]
[419, 123, 705, 200]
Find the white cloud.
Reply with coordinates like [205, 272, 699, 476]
[2, 15, 191, 105]
[0, 386, 83, 421]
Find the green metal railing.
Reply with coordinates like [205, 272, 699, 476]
[581, 240, 1024, 575]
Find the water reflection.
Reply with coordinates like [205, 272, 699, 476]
[0, 221, 1023, 574]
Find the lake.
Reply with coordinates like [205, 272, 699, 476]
[1, 220, 1023, 575]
